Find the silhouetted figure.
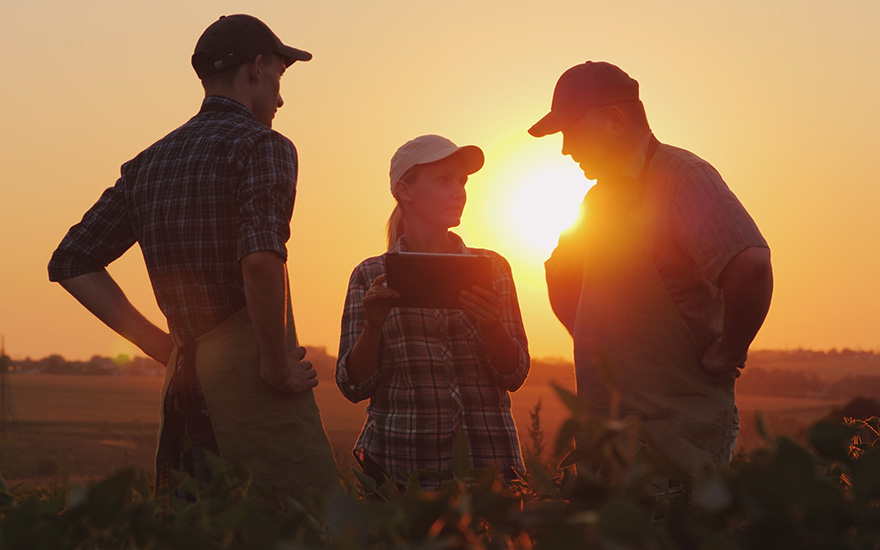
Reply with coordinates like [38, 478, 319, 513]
[48, 14, 337, 498]
[530, 62, 772, 480]
[336, 135, 530, 488]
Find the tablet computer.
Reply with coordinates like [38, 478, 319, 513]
[385, 251, 493, 309]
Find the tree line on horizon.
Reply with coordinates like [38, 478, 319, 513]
[3, 348, 879, 406]
[4, 346, 878, 371]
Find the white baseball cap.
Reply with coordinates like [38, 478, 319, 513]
[389, 135, 484, 196]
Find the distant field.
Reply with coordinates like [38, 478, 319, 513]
[734, 394, 845, 450]
[746, 353, 880, 381]
[0, 373, 569, 483]
[0, 372, 842, 483]
[8, 375, 164, 424]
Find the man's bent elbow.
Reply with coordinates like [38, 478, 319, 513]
[241, 250, 285, 271]
[720, 247, 773, 290]
[56, 270, 110, 298]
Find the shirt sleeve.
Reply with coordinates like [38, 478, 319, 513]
[336, 262, 381, 402]
[48, 181, 136, 281]
[485, 252, 531, 391]
[236, 133, 297, 261]
[673, 164, 769, 285]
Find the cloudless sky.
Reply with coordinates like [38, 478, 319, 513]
[1, 1, 878, 361]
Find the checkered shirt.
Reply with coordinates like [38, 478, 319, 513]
[336, 234, 530, 487]
[48, 96, 297, 343]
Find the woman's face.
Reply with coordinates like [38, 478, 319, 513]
[398, 153, 469, 230]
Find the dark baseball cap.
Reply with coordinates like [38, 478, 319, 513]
[192, 14, 312, 79]
[528, 61, 639, 137]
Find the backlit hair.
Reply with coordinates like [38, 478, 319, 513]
[385, 164, 424, 250]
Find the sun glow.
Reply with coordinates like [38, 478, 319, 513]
[462, 134, 594, 271]
[506, 164, 591, 255]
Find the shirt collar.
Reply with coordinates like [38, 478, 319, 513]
[390, 232, 469, 254]
[199, 95, 256, 120]
[619, 131, 655, 181]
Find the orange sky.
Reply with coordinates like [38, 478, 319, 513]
[1, 1, 878, 361]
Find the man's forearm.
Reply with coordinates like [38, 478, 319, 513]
[242, 252, 320, 394]
[241, 251, 289, 371]
[58, 271, 171, 364]
[718, 247, 773, 356]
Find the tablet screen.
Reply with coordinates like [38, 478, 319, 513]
[384, 252, 492, 309]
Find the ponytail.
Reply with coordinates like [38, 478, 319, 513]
[386, 163, 423, 250]
[386, 203, 405, 250]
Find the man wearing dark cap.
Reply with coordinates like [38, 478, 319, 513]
[530, 62, 773, 480]
[48, 14, 338, 497]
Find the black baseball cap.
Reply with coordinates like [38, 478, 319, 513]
[192, 14, 312, 79]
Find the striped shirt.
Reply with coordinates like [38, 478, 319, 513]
[336, 233, 529, 487]
[642, 136, 769, 352]
[48, 96, 297, 343]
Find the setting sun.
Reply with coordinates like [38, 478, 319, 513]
[505, 164, 591, 256]
[463, 133, 594, 267]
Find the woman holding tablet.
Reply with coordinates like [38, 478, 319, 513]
[336, 134, 531, 488]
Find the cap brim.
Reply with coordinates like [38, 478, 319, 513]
[455, 145, 485, 175]
[416, 145, 485, 175]
[279, 44, 312, 65]
[528, 109, 581, 137]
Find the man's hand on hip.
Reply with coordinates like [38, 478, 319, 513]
[701, 337, 747, 375]
[260, 346, 319, 394]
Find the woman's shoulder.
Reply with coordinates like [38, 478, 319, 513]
[466, 246, 507, 260]
[348, 253, 388, 282]
[466, 247, 512, 273]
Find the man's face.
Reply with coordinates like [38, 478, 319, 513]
[253, 54, 286, 128]
[560, 107, 613, 180]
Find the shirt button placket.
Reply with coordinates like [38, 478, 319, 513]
[438, 311, 463, 430]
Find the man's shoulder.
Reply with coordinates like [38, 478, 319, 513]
[654, 142, 718, 175]
[125, 112, 295, 172]
[649, 142, 728, 196]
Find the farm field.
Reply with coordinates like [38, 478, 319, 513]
[0, 372, 843, 484]
[734, 393, 845, 450]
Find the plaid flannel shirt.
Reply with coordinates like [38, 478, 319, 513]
[48, 96, 297, 343]
[336, 234, 530, 487]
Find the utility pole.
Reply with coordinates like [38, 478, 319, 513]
[0, 335, 14, 432]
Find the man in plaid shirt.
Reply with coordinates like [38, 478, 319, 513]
[48, 14, 337, 497]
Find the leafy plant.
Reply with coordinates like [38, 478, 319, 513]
[2, 399, 879, 549]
